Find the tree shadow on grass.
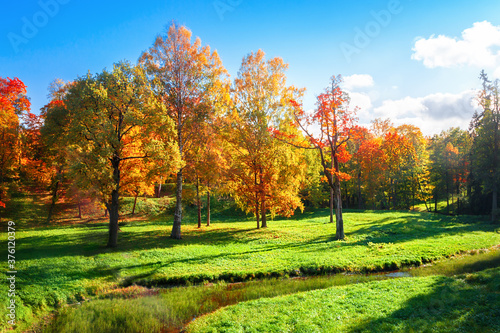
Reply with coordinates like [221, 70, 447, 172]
[14, 209, 499, 265]
[349, 268, 500, 333]
[15, 224, 265, 261]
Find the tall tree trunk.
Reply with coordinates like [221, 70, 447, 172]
[171, 169, 183, 239]
[206, 188, 211, 227]
[107, 157, 121, 248]
[329, 187, 334, 223]
[107, 192, 119, 248]
[434, 193, 438, 213]
[132, 193, 138, 215]
[261, 197, 267, 228]
[255, 198, 260, 229]
[196, 175, 201, 228]
[105, 208, 108, 217]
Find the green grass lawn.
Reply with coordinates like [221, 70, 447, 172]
[1, 192, 500, 331]
[187, 267, 500, 333]
[43, 249, 500, 333]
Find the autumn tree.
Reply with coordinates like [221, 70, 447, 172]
[46, 62, 178, 247]
[225, 50, 306, 228]
[140, 23, 227, 239]
[286, 75, 357, 240]
[0, 77, 30, 209]
[347, 126, 377, 209]
[185, 120, 228, 228]
[40, 80, 75, 221]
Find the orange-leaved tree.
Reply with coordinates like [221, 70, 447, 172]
[140, 22, 228, 239]
[281, 75, 357, 240]
[0, 77, 30, 209]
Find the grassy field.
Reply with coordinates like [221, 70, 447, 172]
[187, 267, 500, 333]
[1, 191, 500, 331]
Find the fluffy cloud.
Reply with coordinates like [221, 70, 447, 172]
[374, 90, 477, 136]
[343, 74, 374, 91]
[412, 21, 500, 77]
[348, 92, 372, 113]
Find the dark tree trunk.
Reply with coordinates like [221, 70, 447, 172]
[196, 176, 201, 228]
[105, 208, 108, 217]
[107, 157, 121, 248]
[206, 188, 211, 227]
[47, 169, 61, 223]
[132, 193, 138, 215]
[171, 170, 183, 239]
[255, 198, 260, 229]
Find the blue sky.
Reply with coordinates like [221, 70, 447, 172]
[2, 0, 500, 135]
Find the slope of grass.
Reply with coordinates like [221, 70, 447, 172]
[187, 267, 500, 333]
[43, 248, 500, 333]
[1, 192, 500, 331]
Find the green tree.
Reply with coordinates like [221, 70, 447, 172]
[470, 71, 500, 221]
[53, 62, 178, 247]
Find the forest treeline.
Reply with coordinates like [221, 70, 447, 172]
[1, 23, 499, 247]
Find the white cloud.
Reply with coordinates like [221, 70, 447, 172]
[412, 21, 500, 75]
[343, 74, 374, 90]
[374, 90, 477, 136]
[348, 92, 372, 113]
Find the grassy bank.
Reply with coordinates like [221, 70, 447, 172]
[187, 267, 500, 333]
[44, 248, 500, 333]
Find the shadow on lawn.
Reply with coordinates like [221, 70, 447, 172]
[325, 214, 494, 246]
[15, 224, 263, 261]
[350, 269, 500, 333]
[14, 209, 498, 263]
